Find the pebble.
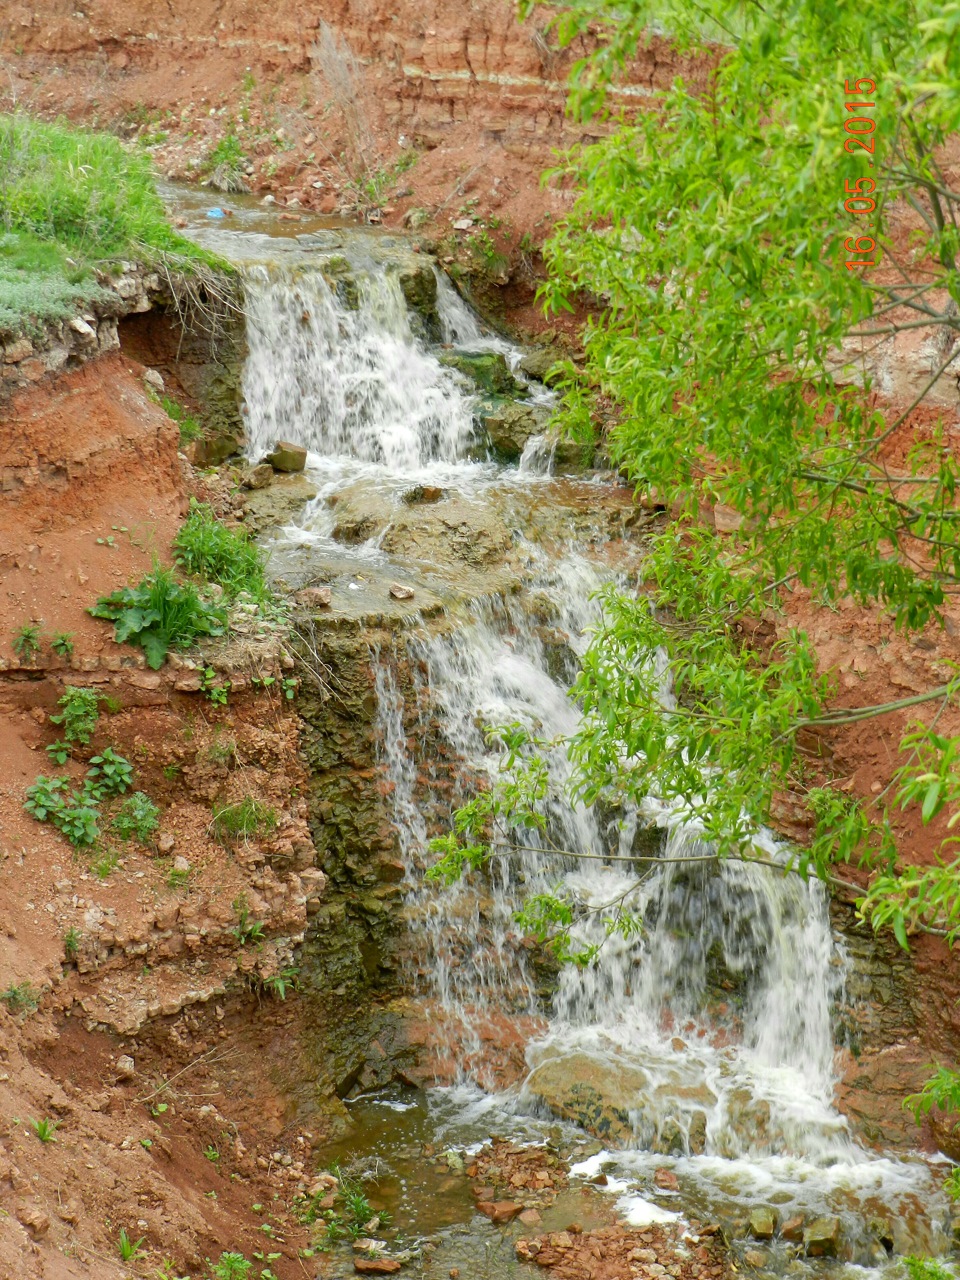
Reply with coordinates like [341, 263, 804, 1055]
[115, 1054, 136, 1080]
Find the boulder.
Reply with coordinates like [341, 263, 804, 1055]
[518, 346, 565, 386]
[480, 402, 550, 462]
[266, 440, 308, 473]
[524, 1054, 649, 1145]
[298, 586, 332, 609]
[803, 1216, 842, 1257]
[443, 351, 522, 398]
[241, 463, 274, 490]
[749, 1206, 777, 1241]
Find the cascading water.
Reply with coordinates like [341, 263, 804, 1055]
[200, 204, 951, 1267]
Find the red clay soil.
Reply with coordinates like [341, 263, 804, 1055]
[0, 358, 329, 1277]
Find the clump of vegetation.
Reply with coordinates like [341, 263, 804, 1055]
[12, 622, 41, 663]
[90, 563, 227, 669]
[213, 797, 277, 844]
[174, 500, 269, 602]
[160, 393, 204, 445]
[209, 1253, 252, 1280]
[1, 982, 40, 1014]
[301, 1163, 387, 1248]
[231, 896, 266, 946]
[90, 847, 120, 880]
[206, 133, 248, 193]
[63, 926, 82, 960]
[0, 112, 221, 334]
[24, 775, 100, 847]
[50, 686, 99, 744]
[86, 747, 134, 797]
[50, 631, 74, 660]
[29, 1117, 59, 1144]
[117, 1228, 145, 1262]
[112, 792, 160, 843]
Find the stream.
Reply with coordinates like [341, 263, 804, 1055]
[174, 191, 953, 1277]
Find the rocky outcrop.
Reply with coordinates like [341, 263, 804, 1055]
[0, 264, 161, 402]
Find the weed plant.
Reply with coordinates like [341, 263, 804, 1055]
[1, 982, 40, 1013]
[50, 686, 99, 744]
[12, 623, 41, 662]
[90, 563, 226, 669]
[174, 500, 269, 602]
[160, 394, 203, 444]
[29, 1117, 59, 1143]
[112, 792, 160, 843]
[213, 797, 277, 843]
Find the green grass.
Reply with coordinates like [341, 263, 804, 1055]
[173, 500, 269, 602]
[213, 797, 277, 843]
[0, 112, 223, 336]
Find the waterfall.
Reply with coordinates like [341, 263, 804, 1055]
[226, 233, 947, 1258]
[242, 263, 477, 468]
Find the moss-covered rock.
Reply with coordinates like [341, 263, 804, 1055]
[398, 265, 441, 342]
[442, 350, 522, 398]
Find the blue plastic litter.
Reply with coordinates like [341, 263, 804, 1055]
[206, 207, 226, 219]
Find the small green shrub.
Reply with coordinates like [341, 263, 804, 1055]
[29, 1117, 59, 1143]
[90, 563, 227, 669]
[50, 631, 74, 659]
[45, 739, 71, 765]
[63, 926, 81, 959]
[112, 792, 160, 843]
[24, 775, 99, 847]
[56, 797, 100, 848]
[50, 686, 100, 744]
[1, 982, 39, 1013]
[174, 500, 269, 601]
[200, 666, 231, 706]
[12, 623, 41, 663]
[86, 747, 134, 797]
[260, 967, 299, 1000]
[210, 1253, 252, 1280]
[213, 797, 277, 843]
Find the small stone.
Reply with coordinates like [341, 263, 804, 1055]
[518, 1209, 541, 1226]
[354, 1261, 401, 1275]
[115, 1054, 136, 1080]
[57, 1198, 80, 1224]
[173, 856, 191, 874]
[804, 1215, 841, 1257]
[389, 583, 415, 601]
[743, 1250, 767, 1268]
[477, 1200, 523, 1224]
[265, 440, 308, 473]
[158, 833, 176, 854]
[297, 586, 332, 608]
[449, 1271, 460, 1279]
[143, 367, 165, 391]
[401, 484, 444, 505]
[453, 218, 474, 230]
[654, 1168, 680, 1191]
[749, 1206, 777, 1241]
[16, 1203, 50, 1238]
[242, 463, 275, 490]
[781, 1215, 804, 1243]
